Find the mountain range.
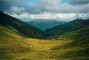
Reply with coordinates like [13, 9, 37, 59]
[44, 19, 89, 39]
[28, 19, 66, 31]
[1, 11, 89, 40]
[0, 11, 89, 59]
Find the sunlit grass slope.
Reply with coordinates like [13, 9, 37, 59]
[0, 25, 72, 59]
[0, 25, 89, 59]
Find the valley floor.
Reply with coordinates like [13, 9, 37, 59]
[0, 37, 89, 60]
[0, 26, 89, 60]
[0, 36, 71, 59]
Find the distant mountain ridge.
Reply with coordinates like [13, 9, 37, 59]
[0, 11, 89, 40]
[44, 19, 89, 39]
[0, 11, 89, 59]
[28, 19, 66, 31]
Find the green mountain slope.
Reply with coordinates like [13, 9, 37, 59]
[0, 11, 42, 39]
[0, 26, 71, 59]
[0, 11, 89, 59]
[28, 19, 66, 31]
[44, 19, 89, 39]
[50, 28, 89, 59]
[45, 19, 89, 58]
[56, 23, 89, 40]
[0, 25, 88, 59]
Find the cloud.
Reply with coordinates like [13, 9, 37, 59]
[7, 12, 77, 21]
[1, 0, 89, 22]
[38, 0, 61, 12]
[69, 0, 89, 5]
[78, 13, 89, 19]
[0, 0, 41, 14]
[61, 3, 89, 13]
[8, 6, 25, 14]
[0, 0, 62, 14]
[5, 11, 89, 22]
[0, 0, 19, 11]
[1, 0, 89, 14]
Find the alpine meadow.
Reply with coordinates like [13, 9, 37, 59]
[0, 0, 89, 60]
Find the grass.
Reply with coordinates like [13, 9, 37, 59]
[0, 25, 89, 60]
[0, 37, 72, 59]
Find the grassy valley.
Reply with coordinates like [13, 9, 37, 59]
[0, 25, 73, 59]
[0, 25, 88, 60]
[0, 11, 89, 60]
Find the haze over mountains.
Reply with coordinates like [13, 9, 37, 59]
[28, 19, 66, 31]
[0, 11, 89, 40]
[1, 11, 89, 39]
[0, 11, 89, 59]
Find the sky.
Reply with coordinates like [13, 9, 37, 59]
[0, 0, 89, 22]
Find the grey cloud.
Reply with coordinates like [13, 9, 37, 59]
[0, 0, 41, 14]
[0, 0, 62, 14]
[61, 3, 89, 13]
[38, 0, 61, 12]
[69, 0, 89, 5]
[0, 0, 89, 14]
[0, 0, 19, 11]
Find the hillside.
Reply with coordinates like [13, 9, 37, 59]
[0, 11, 89, 59]
[49, 23, 89, 58]
[44, 19, 89, 38]
[0, 11, 42, 39]
[1, 23, 89, 59]
[42, 19, 89, 59]
[28, 19, 66, 31]
[0, 25, 72, 59]
[55, 22, 89, 40]
[0, 23, 89, 59]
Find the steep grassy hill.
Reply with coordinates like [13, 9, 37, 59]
[42, 19, 89, 59]
[44, 19, 89, 38]
[54, 22, 89, 40]
[0, 11, 42, 39]
[48, 23, 89, 59]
